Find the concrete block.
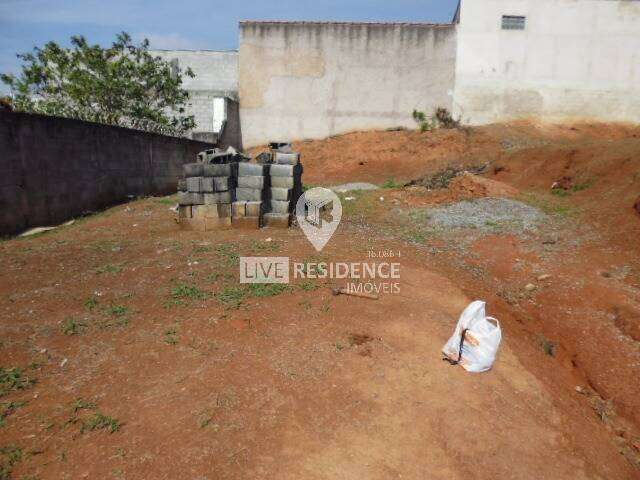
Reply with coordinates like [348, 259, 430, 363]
[236, 188, 267, 202]
[274, 152, 300, 165]
[232, 201, 247, 217]
[186, 177, 202, 192]
[263, 213, 291, 228]
[238, 162, 267, 176]
[203, 163, 233, 177]
[184, 163, 203, 177]
[200, 177, 214, 193]
[214, 176, 233, 192]
[204, 192, 233, 204]
[178, 205, 192, 219]
[193, 204, 231, 219]
[217, 203, 232, 218]
[270, 175, 302, 189]
[232, 216, 261, 230]
[237, 176, 266, 189]
[269, 164, 302, 177]
[245, 201, 263, 217]
[269, 200, 292, 214]
[270, 188, 292, 201]
[178, 191, 204, 205]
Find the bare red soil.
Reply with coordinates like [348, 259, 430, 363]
[1, 122, 639, 479]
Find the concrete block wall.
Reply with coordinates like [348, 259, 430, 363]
[239, 21, 458, 148]
[0, 111, 215, 235]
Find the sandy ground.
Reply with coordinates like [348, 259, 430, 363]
[1, 121, 639, 479]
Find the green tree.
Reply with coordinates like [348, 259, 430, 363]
[1, 32, 196, 136]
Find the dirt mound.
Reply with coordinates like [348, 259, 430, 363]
[449, 172, 519, 199]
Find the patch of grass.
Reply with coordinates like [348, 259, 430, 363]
[572, 180, 594, 192]
[538, 336, 557, 357]
[519, 192, 574, 217]
[72, 398, 96, 414]
[81, 412, 120, 434]
[61, 318, 86, 336]
[192, 244, 211, 254]
[88, 240, 122, 253]
[551, 188, 571, 197]
[298, 280, 318, 291]
[155, 196, 177, 205]
[0, 444, 23, 480]
[0, 368, 34, 397]
[164, 328, 179, 345]
[216, 287, 247, 309]
[171, 283, 210, 302]
[0, 401, 27, 427]
[105, 304, 128, 317]
[250, 239, 280, 253]
[215, 243, 239, 266]
[401, 229, 427, 244]
[381, 178, 403, 189]
[248, 283, 290, 298]
[84, 296, 98, 311]
[95, 263, 123, 275]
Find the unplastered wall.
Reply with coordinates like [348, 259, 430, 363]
[239, 22, 457, 148]
[453, 0, 640, 124]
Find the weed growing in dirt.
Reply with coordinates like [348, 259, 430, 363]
[156, 195, 177, 205]
[248, 283, 290, 297]
[519, 193, 573, 217]
[164, 328, 179, 345]
[84, 296, 98, 311]
[538, 336, 557, 357]
[105, 304, 128, 317]
[72, 398, 97, 413]
[0, 401, 27, 427]
[382, 178, 403, 189]
[0, 368, 34, 397]
[88, 240, 122, 253]
[81, 412, 120, 433]
[192, 244, 212, 254]
[171, 283, 210, 301]
[216, 287, 247, 309]
[298, 280, 318, 291]
[215, 243, 239, 266]
[250, 239, 280, 253]
[0, 444, 23, 479]
[61, 318, 86, 336]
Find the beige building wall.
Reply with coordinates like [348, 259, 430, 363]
[239, 21, 457, 147]
[453, 0, 640, 124]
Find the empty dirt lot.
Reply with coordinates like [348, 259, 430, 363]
[1, 122, 639, 479]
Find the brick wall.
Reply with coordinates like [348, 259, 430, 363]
[0, 111, 215, 235]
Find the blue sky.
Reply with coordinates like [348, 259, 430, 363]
[0, 0, 459, 94]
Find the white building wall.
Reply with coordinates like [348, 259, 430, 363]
[453, 0, 640, 124]
[150, 50, 238, 135]
[239, 22, 457, 148]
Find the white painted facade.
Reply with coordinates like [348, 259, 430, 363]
[453, 0, 640, 124]
[150, 50, 238, 138]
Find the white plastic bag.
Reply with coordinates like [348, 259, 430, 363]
[442, 300, 502, 372]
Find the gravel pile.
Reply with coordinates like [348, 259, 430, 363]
[422, 198, 544, 232]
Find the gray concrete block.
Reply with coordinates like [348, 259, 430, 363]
[178, 191, 204, 205]
[269, 200, 292, 214]
[203, 163, 232, 177]
[236, 188, 267, 201]
[269, 175, 302, 189]
[238, 163, 267, 176]
[232, 201, 246, 217]
[273, 152, 300, 165]
[269, 164, 302, 177]
[204, 192, 233, 204]
[245, 201, 263, 217]
[270, 188, 292, 201]
[186, 177, 202, 192]
[200, 177, 214, 192]
[237, 176, 266, 189]
[214, 176, 233, 192]
[217, 203, 232, 218]
[184, 163, 203, 177]
[263, 212, 291, 228]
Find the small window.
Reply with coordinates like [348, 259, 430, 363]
[502, 15, 525, 30]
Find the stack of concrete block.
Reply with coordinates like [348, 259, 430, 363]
[177, 152, 236, 231]
[232, 162, 268, 229]
[263, 151, 303, 228]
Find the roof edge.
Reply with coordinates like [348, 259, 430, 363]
[239, 20, 454, 27]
